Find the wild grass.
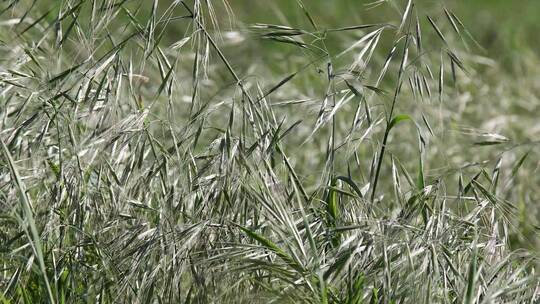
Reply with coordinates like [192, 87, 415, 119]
[0, 0, 539, 303]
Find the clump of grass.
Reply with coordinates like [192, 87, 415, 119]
[0, 0, 538, 303]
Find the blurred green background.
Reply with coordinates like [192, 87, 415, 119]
[229, 0, 540, 67]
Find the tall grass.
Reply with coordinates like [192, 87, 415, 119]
[0, 0, 538, 303]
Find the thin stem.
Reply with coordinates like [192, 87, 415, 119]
[370, 7, 414, 203]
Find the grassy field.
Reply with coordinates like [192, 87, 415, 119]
[1, 0, 539, 303]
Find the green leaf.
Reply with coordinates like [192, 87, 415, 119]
[336, 176, 364, 198]
[388, 114, 412, 132]
[326, 179, 339, 222]
[511, 151, 529, 177]
[464, 246, 478, 304]
[348, 274, 365, 304]
[238, 226, 304, 273]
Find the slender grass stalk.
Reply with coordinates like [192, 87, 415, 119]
[370, 7, 413, 203]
